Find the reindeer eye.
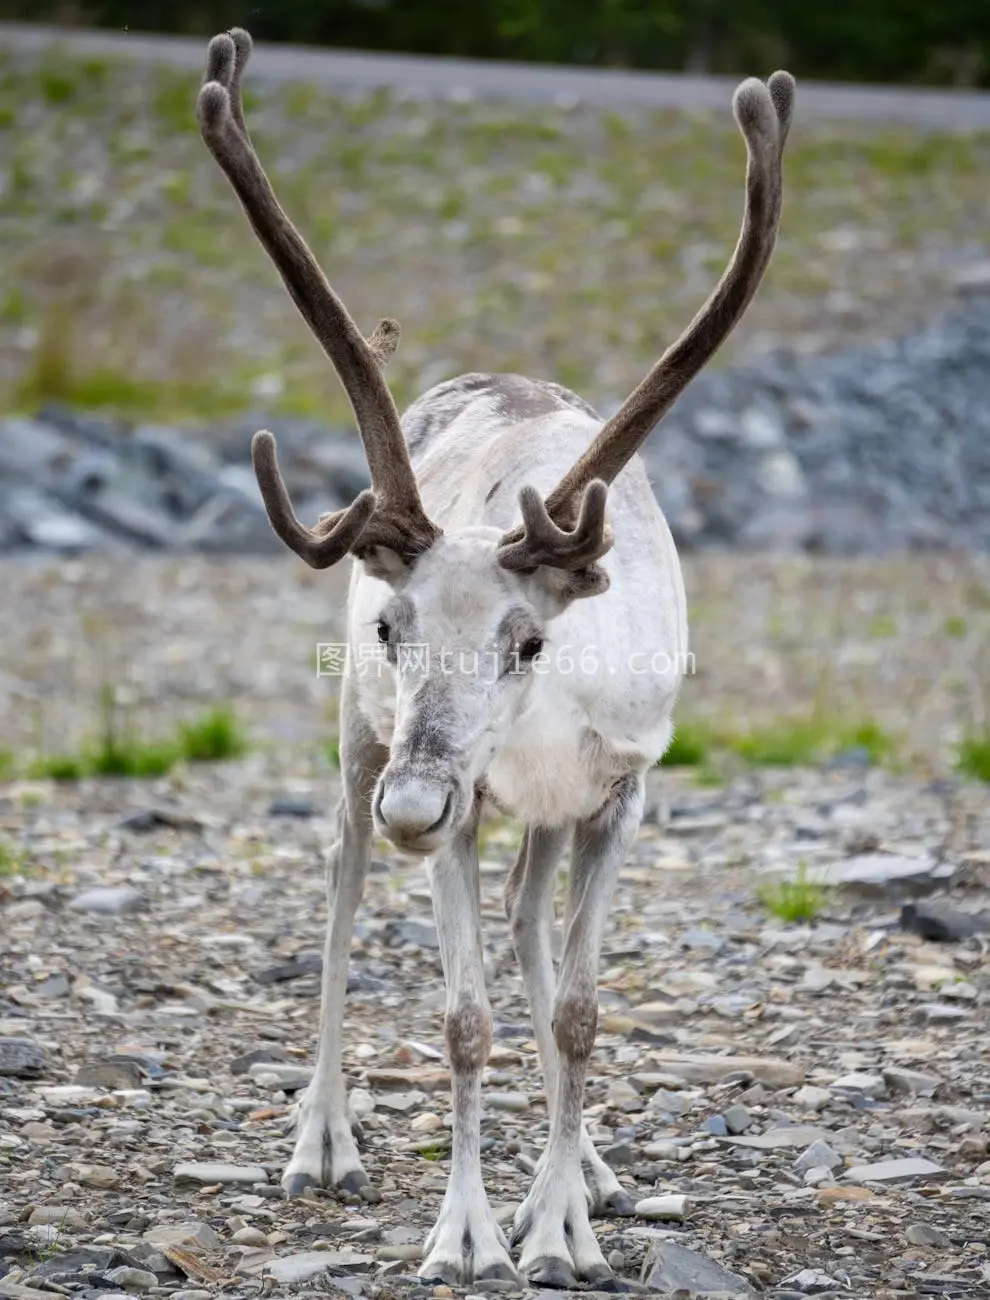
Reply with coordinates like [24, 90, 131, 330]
[519, 637, 544, 661]
[376, 619, 390, 644]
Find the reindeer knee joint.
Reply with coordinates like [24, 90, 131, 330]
[552, 989, 598, 1061]
[445, 996, 492, 1074]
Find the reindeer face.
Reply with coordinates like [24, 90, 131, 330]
[364, 530, 585, 855]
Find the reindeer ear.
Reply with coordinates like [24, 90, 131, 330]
[355, 545, 412, 585]
[519, 562, 611, 619]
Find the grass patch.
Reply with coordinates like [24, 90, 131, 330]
[956, 733, 990, 783]
[730, 719, 829, 767]
[26, 704, 250, 782]
[0, 748, 14, 781]
[0, 838, 27, 877]
[660, 722, 710, 767]
[727, 716, 896, 769]
[325, 737, 341, 771]
[177, 706, 248, 763]
[757, 861, 830, 924]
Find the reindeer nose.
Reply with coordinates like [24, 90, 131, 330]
[376, 776, 454, 849]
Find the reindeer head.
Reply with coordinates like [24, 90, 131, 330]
[197, 29, 794, 852]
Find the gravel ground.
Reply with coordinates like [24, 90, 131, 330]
[0, 553, 988, 1299]
[1, 731, 988, 1300]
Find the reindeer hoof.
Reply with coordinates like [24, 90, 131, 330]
[282, 1173, 318, 1198]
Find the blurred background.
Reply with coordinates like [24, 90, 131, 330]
[0, 15, 989, 1284]
[3, 0, 990, 83]
[0, 3, 988, 781]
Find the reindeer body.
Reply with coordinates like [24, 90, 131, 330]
[194, 31, 793, 1285]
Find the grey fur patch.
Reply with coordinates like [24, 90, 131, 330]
[402, 373, 600, 460]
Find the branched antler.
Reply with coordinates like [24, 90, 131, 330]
[496, 70, 794, 578]
[197, 28, 439, 568]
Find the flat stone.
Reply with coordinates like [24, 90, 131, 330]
[485, 1091, 529, 1112]
[634, 1195, 690, 1222]
[103, 1267, 158, 1291]
[143, 1223, 222, 1252]
[73, 1060, 144, 1090]
[802, 853, 954, 898]
[248, 1251, 375, 1283]
[365, 1068, 449, 1093]
[69, 886, 146, 916]
[27, 1206, 87, 1230]
[641, 1240, 753, 1295]
[724, 1126, 829, 1151]
[229, 1047, 292, 1075]
[830, 1072, 886, 1098]
[845, 1157, 945, 1184]
[173, 1162, 270, 1186]
[816, 1185, 874, 1205]
[882, 1066, 941, 1097]
[781, 1268, 842, 1294]
[649, 1054, 803, 1088]
[901, 902, 990, 941]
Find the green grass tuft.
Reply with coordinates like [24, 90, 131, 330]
[0, 838, 26, 877]
[757, 861, 830, 924]
[660, 723, 710, 766]
[26, 705, 249, 781]
[28, 754, 86, 782]
[956, 734, 990, 783]
[730, 719, 828, 767]
[177, 706, 249, 763]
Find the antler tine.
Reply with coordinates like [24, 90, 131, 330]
[251, 431, 375, 568]
[501, 70, 794, 556]
[197, 30, 439, 565]
[497, 480, 614, 574]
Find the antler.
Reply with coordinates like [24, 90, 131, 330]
[497, 70, 795, 576]
[196, 28, 440, 568]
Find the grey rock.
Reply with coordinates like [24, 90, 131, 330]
[798, 853, 955, 898]
[143, 1222, 222, 1252]
[726, 1126, 830, 1151]
[69, 886, 146, 916]
[830, 1072, 885, 1098]
[794, 1139, 842, 1173]
[723, 1104, 753, 1134]
[780, 1268, 842, 1294]
[844, 1157, 946, 1184]
[881, 1066, 941, 1097]
[248, 1251, 376, 1283]
[0, 1038, 46, 1079]
[383, 918, 439, 949]
[230, 1046, 292, 1075]
[173, 1161, 270, 1186]
[641, 1239, 753, 1295]
[73, 1060, 144, 1089]
[267, 797, 315, 818]
[901, 901, 990, 941]
[103, 1267, 158, 1291]
[602, 1141, 635, 1168]
[905, 1222, 951, 1248]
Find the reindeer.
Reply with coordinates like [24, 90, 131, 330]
[196, 29, 793, 1288]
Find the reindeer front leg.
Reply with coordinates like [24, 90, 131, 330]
[419, 809, 519, 1285]
[282, 686, 386, 1196]
[511, 773, 645, 1288]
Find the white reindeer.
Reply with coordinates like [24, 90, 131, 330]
[197, 30, 794, 1288]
